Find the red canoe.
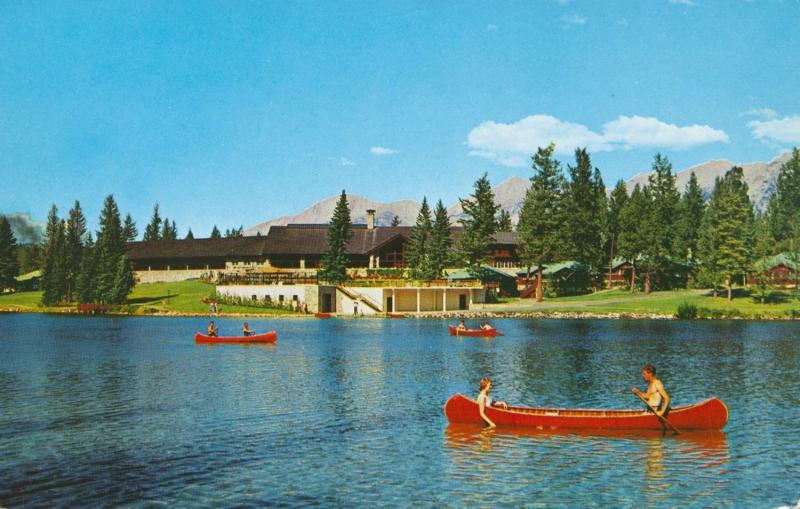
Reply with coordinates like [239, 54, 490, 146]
[314, 312, 331, 318]
[194, 331, 277, 344]
[448, 325, 499, 337]
[444, 393, 728, 431]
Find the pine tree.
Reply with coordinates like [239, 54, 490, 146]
[210, 225, 221, 238]
[617, 184, 650, 292]
[752, 212, 777, 261]
[643, 154, 681, 291]
[95, 195, 128, 303]
[111, 255, 135, 304]
[75, 234, 96, 304]
[768, 148, 800, 245]
[428, 200, 453, 279]
[516, 144, 565, 301]
[224, 226, 243, 238]
[676, 172, 706, 272]
[161, 217, 177, 240]
[64, 201, 87, 302]
[143, 204, 162, 241]
[698, 167, 754, 300]
[185, 228, 194, 240]
[405, 198, 433, 279]
[605, 180, 628, 287]
[318, 190, 352, 284]
[41, 205, 67, 305]
[496, 210, 512, 232]
[458, 173, 500, 278]
[390, 215, 401, 227]
[122, 213, 138, 243]
[0, 216, 19, 291]
[563, 148, 604, 271]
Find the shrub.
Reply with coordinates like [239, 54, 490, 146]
[675, 302, 698, 319]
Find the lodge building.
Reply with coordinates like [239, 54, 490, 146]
[126, 210, 520, 314]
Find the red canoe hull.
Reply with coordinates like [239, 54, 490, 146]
[448, 325, 498, 337]
[444, 393, 728, 430]
[314, 312, 331, 318]
[194, 331, 277, 344]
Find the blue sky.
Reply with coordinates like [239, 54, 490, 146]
[2, 0, 799, 237]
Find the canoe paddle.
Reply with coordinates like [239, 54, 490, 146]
[634, 392, 681, 435]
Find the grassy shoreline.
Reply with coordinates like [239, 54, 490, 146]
[1, 282, 799, 320]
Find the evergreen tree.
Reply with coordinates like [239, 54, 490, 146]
[143, 204, 162, 241]
[0, 216, 19, 291]
[752, 212, 777, 261]
[318, 190, 352, 284]
[642, 154, 681, 291]
[698, 167, 754, 300]
[768, 148, 800, 245]
[224, 226, 243, 238]
[64, 201, 87, 302]
[171, 220, 178, 239]
[457, 173, 500, 278]
[428, 200, 453, 279]
[111, 256, 135, 304]
[122, 213, 138, 242]
[617, 184, 650, 292]
[605, 180, 628, 287]
[405, 198, 433, 279]
[390, 215, 401, 227]
[563, 148, 604, 271]
[17, 244, 41, 275]
[185, 228, 194, 240]
[210, 225, 221, 238]
[75, 234, 96, 304]
[40, 205, 67, 305]
[161, 217, 178, 240]
[676, 172, 706, 271]
[496, 210, 512, 232]
[95, 195, 129, 303]
[516, 144, 566, 301]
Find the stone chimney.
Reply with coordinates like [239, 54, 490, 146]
[366, 209, 376, 230]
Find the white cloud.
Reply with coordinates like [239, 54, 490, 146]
[486, 24, 498, 31]
[602, 115, 729, 149]
[748, 115, 800, 145]
[561, 14, 587, 27]
[467, 114, 729, 167]
[370, 146, 398, 156]
[741, 108, 777, 119]
[340, 157, 356, 167]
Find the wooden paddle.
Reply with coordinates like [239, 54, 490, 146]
[634, 391, 681, 435]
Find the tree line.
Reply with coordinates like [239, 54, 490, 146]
[317, 146, 800, 302]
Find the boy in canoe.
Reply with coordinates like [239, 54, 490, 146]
[632, 364, 670, 416]
[476, 377, 508, 428]
[456, 319, 467, 331]
[207, 321, 219, 337]
[242, 322, 253, 336]
[480, 321, 494, 331]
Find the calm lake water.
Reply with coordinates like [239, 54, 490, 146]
[0, 314, 798, 508]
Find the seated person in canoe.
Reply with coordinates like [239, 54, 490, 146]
[242, 322, 253, 337]
[207, 321, 219, 337]
[456, 319, 467, 331]
[480, 321, 494, 331]
[631, 363, 670, 416]
[476, 377, 508, 428]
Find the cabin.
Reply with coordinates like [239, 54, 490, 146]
[748, 253, 799, 287]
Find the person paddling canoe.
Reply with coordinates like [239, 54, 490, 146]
[632, 364, 670, 416]
[476, 377, 508, 428]
[242, 322, 253, 336]
[207, 321, 219, 337]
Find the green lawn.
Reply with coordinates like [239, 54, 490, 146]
[486, 288, 800, 318]
[0, 279, 298, 316]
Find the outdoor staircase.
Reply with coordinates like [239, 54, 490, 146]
[336, 286, 383, 313]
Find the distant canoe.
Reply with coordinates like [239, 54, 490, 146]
[194, 331, 277, 344]
[387, 313, 405, 318]
[448, 325, 498, 337]
[443, 393, 728, 430]
[314, 312, 331, 318]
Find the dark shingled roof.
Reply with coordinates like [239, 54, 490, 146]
[127, 236, 268, 260]
[262, 226, 412, 255]
[126, 226, 518, 260]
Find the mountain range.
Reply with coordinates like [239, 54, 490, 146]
[244, 151, 793, 235]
